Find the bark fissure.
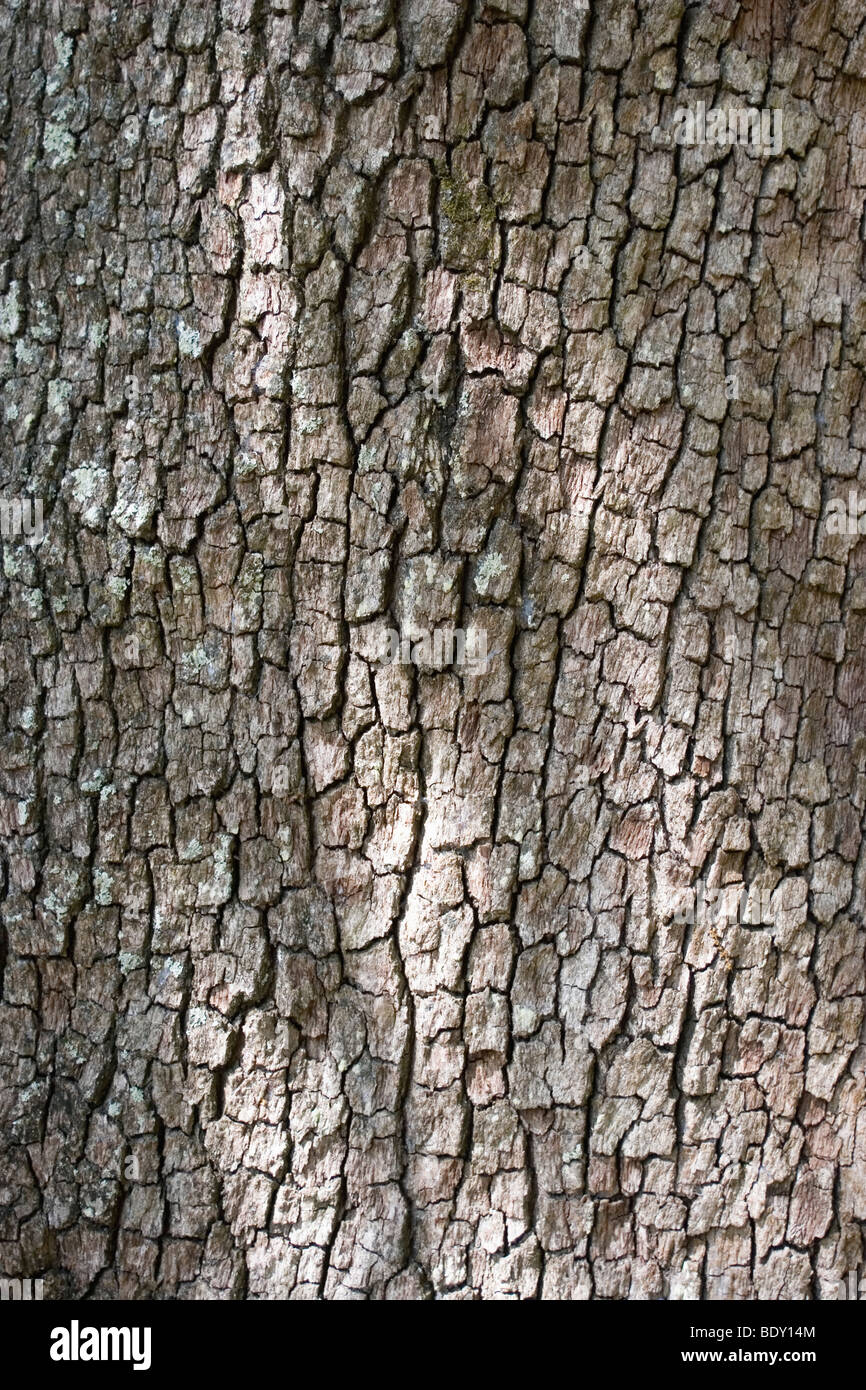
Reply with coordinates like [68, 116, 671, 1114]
[1, 0, 865, 1300]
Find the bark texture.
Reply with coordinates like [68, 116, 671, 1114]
[1, 0, 866, 1300]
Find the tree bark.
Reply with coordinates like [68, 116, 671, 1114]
[1, 0, 865, 1300]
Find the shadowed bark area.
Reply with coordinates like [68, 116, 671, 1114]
[1, 0, 865, 1300]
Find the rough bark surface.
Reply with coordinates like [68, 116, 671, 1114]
[1, 0, 866, 1300]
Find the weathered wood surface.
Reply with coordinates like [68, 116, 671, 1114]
[1, 0, 865, 1299]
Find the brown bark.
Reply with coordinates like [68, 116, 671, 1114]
[1, 0, 865, 1299]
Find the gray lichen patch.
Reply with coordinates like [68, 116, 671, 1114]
[0, 0, 863, 1308]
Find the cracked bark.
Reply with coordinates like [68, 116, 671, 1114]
[1, 0, 865, 1301]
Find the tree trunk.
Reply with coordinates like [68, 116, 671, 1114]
[1, 0, 865, 1300]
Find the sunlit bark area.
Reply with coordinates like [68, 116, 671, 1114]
[1, 0, 865, 1299]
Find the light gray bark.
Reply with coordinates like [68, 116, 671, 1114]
[1, 0, 865, 1299]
